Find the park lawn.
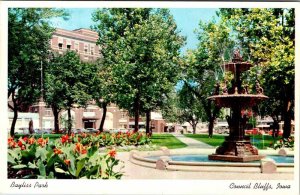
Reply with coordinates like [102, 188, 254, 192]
[14, 134, 61, 142]
[184, 134, 281, 150]
[150, 133, 187, 149]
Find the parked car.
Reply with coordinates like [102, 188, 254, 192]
[15, 128, 29, 135]
[42, 128, 52, 134]
[268, 130, 283, 137]
[245, 128, 266, 135]
[86, 128, 99, 133]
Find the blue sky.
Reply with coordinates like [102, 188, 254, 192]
[50, 8, 219, 53]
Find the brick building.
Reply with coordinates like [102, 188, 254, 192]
[23, 28, 130, 130]
[8, 28, 166, 132]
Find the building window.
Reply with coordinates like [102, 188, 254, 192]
[91, 47, 94, 55]
[121, 112, 126, 119]
[67, 45, 71, 50]
[58, 43, 63, 50]
[45, 109, 52, 116]
[75, 42, 79, 52]
[84, 49, 88, 54]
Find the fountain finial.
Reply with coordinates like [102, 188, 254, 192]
[255, 80, 264, 94]
[232, 49, 243, 63]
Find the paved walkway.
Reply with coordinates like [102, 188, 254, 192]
[172, 133, 214, 149]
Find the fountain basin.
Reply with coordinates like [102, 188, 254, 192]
[129, 148, 294, 173]
[207, 94, 268, 108]
[147, 154, 294, 164]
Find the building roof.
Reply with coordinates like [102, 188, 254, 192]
[53, 28, 99, 43]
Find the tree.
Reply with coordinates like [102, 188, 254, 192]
[177, 83, 205, 134]
[88, 60, 115, 132]
[8, 8, 68, 136]
[92, 8, 185, 132]
[44, 51, 95, 134]
[183, 20, 234, 137]
[219, 8, 295, 138]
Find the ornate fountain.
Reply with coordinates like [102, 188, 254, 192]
[208, 49, 268, 162]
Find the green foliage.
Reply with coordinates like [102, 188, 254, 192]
[8, 8, 69, 136]
[44, 51, 98, 132]
[92, 8, 185, 130]
[218, 8, 295, 137]
[176, 83, 205, 134]
[272, 136, 294, 150]
[182, 19, 234, 136]
[7, 136, 123, 179]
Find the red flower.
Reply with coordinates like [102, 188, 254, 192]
[53, 148, 63, 155]
[247, 110, 253, 117]
[23, 137, 28, 143]
[71, 133, 75, 137]
[81, 133, 87, 138]
[64, 159, 71, 166]
[8, 137, 14, 144]
[18, 140, 23, 147]
[81, 148, 87, 154]
[28, 137, 35, 145]
[9, 141, 17, 148]
[241, 110, 245, 116]
[21, 145, 26, 150]
[108, 149, 116, 158]
[37, 138, 46, 146]
[78, 137, 81, 142]
[74, 143, 87, 154]
[61, 135, 69, 144]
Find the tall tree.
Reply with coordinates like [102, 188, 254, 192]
[92, 8, 185, 132]
[219, 8, 295, 138]
[183, 20, 235, 137]
[44, 51, 95, 134]
[88, 60, 115, 132]
[177, 83, 205, 134]
[8, 8, 68, 136]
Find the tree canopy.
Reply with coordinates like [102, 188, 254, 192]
[8, 8, 68, 136]
[92, 8, 185, 132]
[218, 8, 295, 137]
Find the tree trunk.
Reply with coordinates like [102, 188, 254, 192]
[67, 108, 72, 135]
[134, 93, 140, 132]
[192, 123, 197, 134]
[10, 108, 18, 137]
[28, 120, 34, 134]
[283, 100, 292, 138]
[52, 105, 60, 133]
[208, 117, 214, 138]
[146, 110, 151, 134]
[99, 102, 107, 132]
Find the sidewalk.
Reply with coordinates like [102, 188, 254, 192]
[172, 133, 214, 149]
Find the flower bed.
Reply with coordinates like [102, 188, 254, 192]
[7, 134, 125, 179]
[272, 136, 294, 150]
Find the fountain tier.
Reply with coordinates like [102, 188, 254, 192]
[208, 49, 268, 162]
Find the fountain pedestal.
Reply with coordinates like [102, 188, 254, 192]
[209, 136, 265, 162]
[207, 49, 268, 162]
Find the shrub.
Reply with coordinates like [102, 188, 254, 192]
[272, 136, 294, 150]
[8, 136, 123, 179]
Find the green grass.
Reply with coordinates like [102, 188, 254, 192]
[14, 134, 62, 141]
[184, 134, 282, 150]
[150, 133, 187, 149]
[184, 134, 225, 147]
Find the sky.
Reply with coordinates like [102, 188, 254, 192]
[50, 8, 219, 53]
